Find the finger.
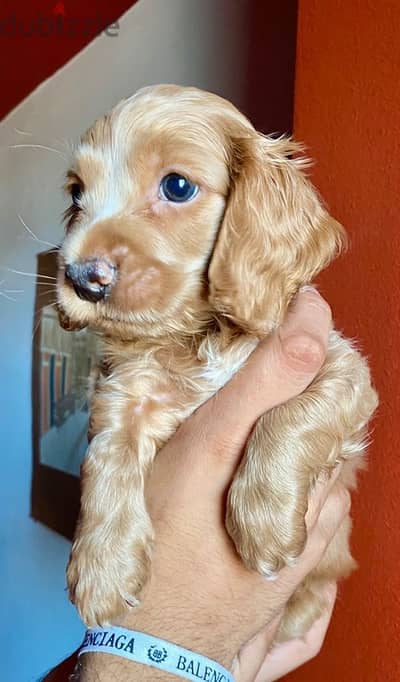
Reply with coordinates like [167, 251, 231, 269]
[271, 483, 350, 597]
[255, 582, 337, 682]
[301, 483, 351, 577]
[305, 462, 344, 531]
[314, 484, 351, 547]
[231, 611, 284, 682]
[196, 288, 332, 472]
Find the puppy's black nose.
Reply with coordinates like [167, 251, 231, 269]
[65, 260, 116, 303]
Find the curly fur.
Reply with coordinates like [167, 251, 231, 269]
[57, 84, 378, 638]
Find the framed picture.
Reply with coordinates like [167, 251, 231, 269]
[31, 250, 99, 539]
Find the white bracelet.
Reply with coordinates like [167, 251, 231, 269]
[79, 627, 234, 682]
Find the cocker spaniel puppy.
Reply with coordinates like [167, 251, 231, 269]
[57, 84, 378, 640]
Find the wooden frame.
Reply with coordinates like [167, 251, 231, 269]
[31, 249, 99, 540]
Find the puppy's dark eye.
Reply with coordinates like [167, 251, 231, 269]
[160, 173, 198, 203]
[70, 183, 82, 206]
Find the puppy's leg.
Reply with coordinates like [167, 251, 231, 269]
[226, 332, 377, 632]
[67, 367, 185, 626]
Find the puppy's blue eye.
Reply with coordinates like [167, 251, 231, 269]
[160, 173, 198, 203]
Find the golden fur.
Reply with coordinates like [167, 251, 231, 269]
[57, 85, 378, 639]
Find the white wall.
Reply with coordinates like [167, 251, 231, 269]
[0, 1, 248, 679]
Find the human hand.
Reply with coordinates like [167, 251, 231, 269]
[78, 288, 350, 681]
[246, 582, 338, 682]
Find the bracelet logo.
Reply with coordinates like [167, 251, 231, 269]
[147, 645, 168, 663]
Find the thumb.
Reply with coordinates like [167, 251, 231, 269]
[198, 288, 332, 477]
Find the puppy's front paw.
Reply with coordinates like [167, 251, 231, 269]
[67, 531, 153, 626]
[226, 479, 308, 577]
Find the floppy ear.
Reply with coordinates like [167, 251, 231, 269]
[208, 134, 345, 335]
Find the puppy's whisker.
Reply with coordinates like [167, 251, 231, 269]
[31, 316, 42, 343]
[8, 143, 68, 162]
[17, 214, 59, 249]
[2, 267, 57, 281]
[0, 279, 24, 300]
[17, 236, 60, 252]
[37, 289, 58, 298]
[36, 287, 59, 297]
[0, 291, 18, 302]
[53, 137, 73, 153]
[31, 302, 57, 342]
[14, 127, 33, 136]
[37, 301, 57, 312]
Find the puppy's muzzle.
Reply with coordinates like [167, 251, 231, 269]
[65, 259, 116, 303]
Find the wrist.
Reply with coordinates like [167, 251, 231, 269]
[80, 591, 240, 680]
[122, 598, 238, 668]
[79, 627, 235, 682]
[79, 588, 239, 681]
[120, 556, 243, 667]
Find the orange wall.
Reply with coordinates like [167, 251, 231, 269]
[289, 2, 400, 681]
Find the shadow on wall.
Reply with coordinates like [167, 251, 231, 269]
[245, 1, 297, 133]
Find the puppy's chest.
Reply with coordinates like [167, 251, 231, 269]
[160, 334, 259, 407]
[99, 335, 259, 420]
